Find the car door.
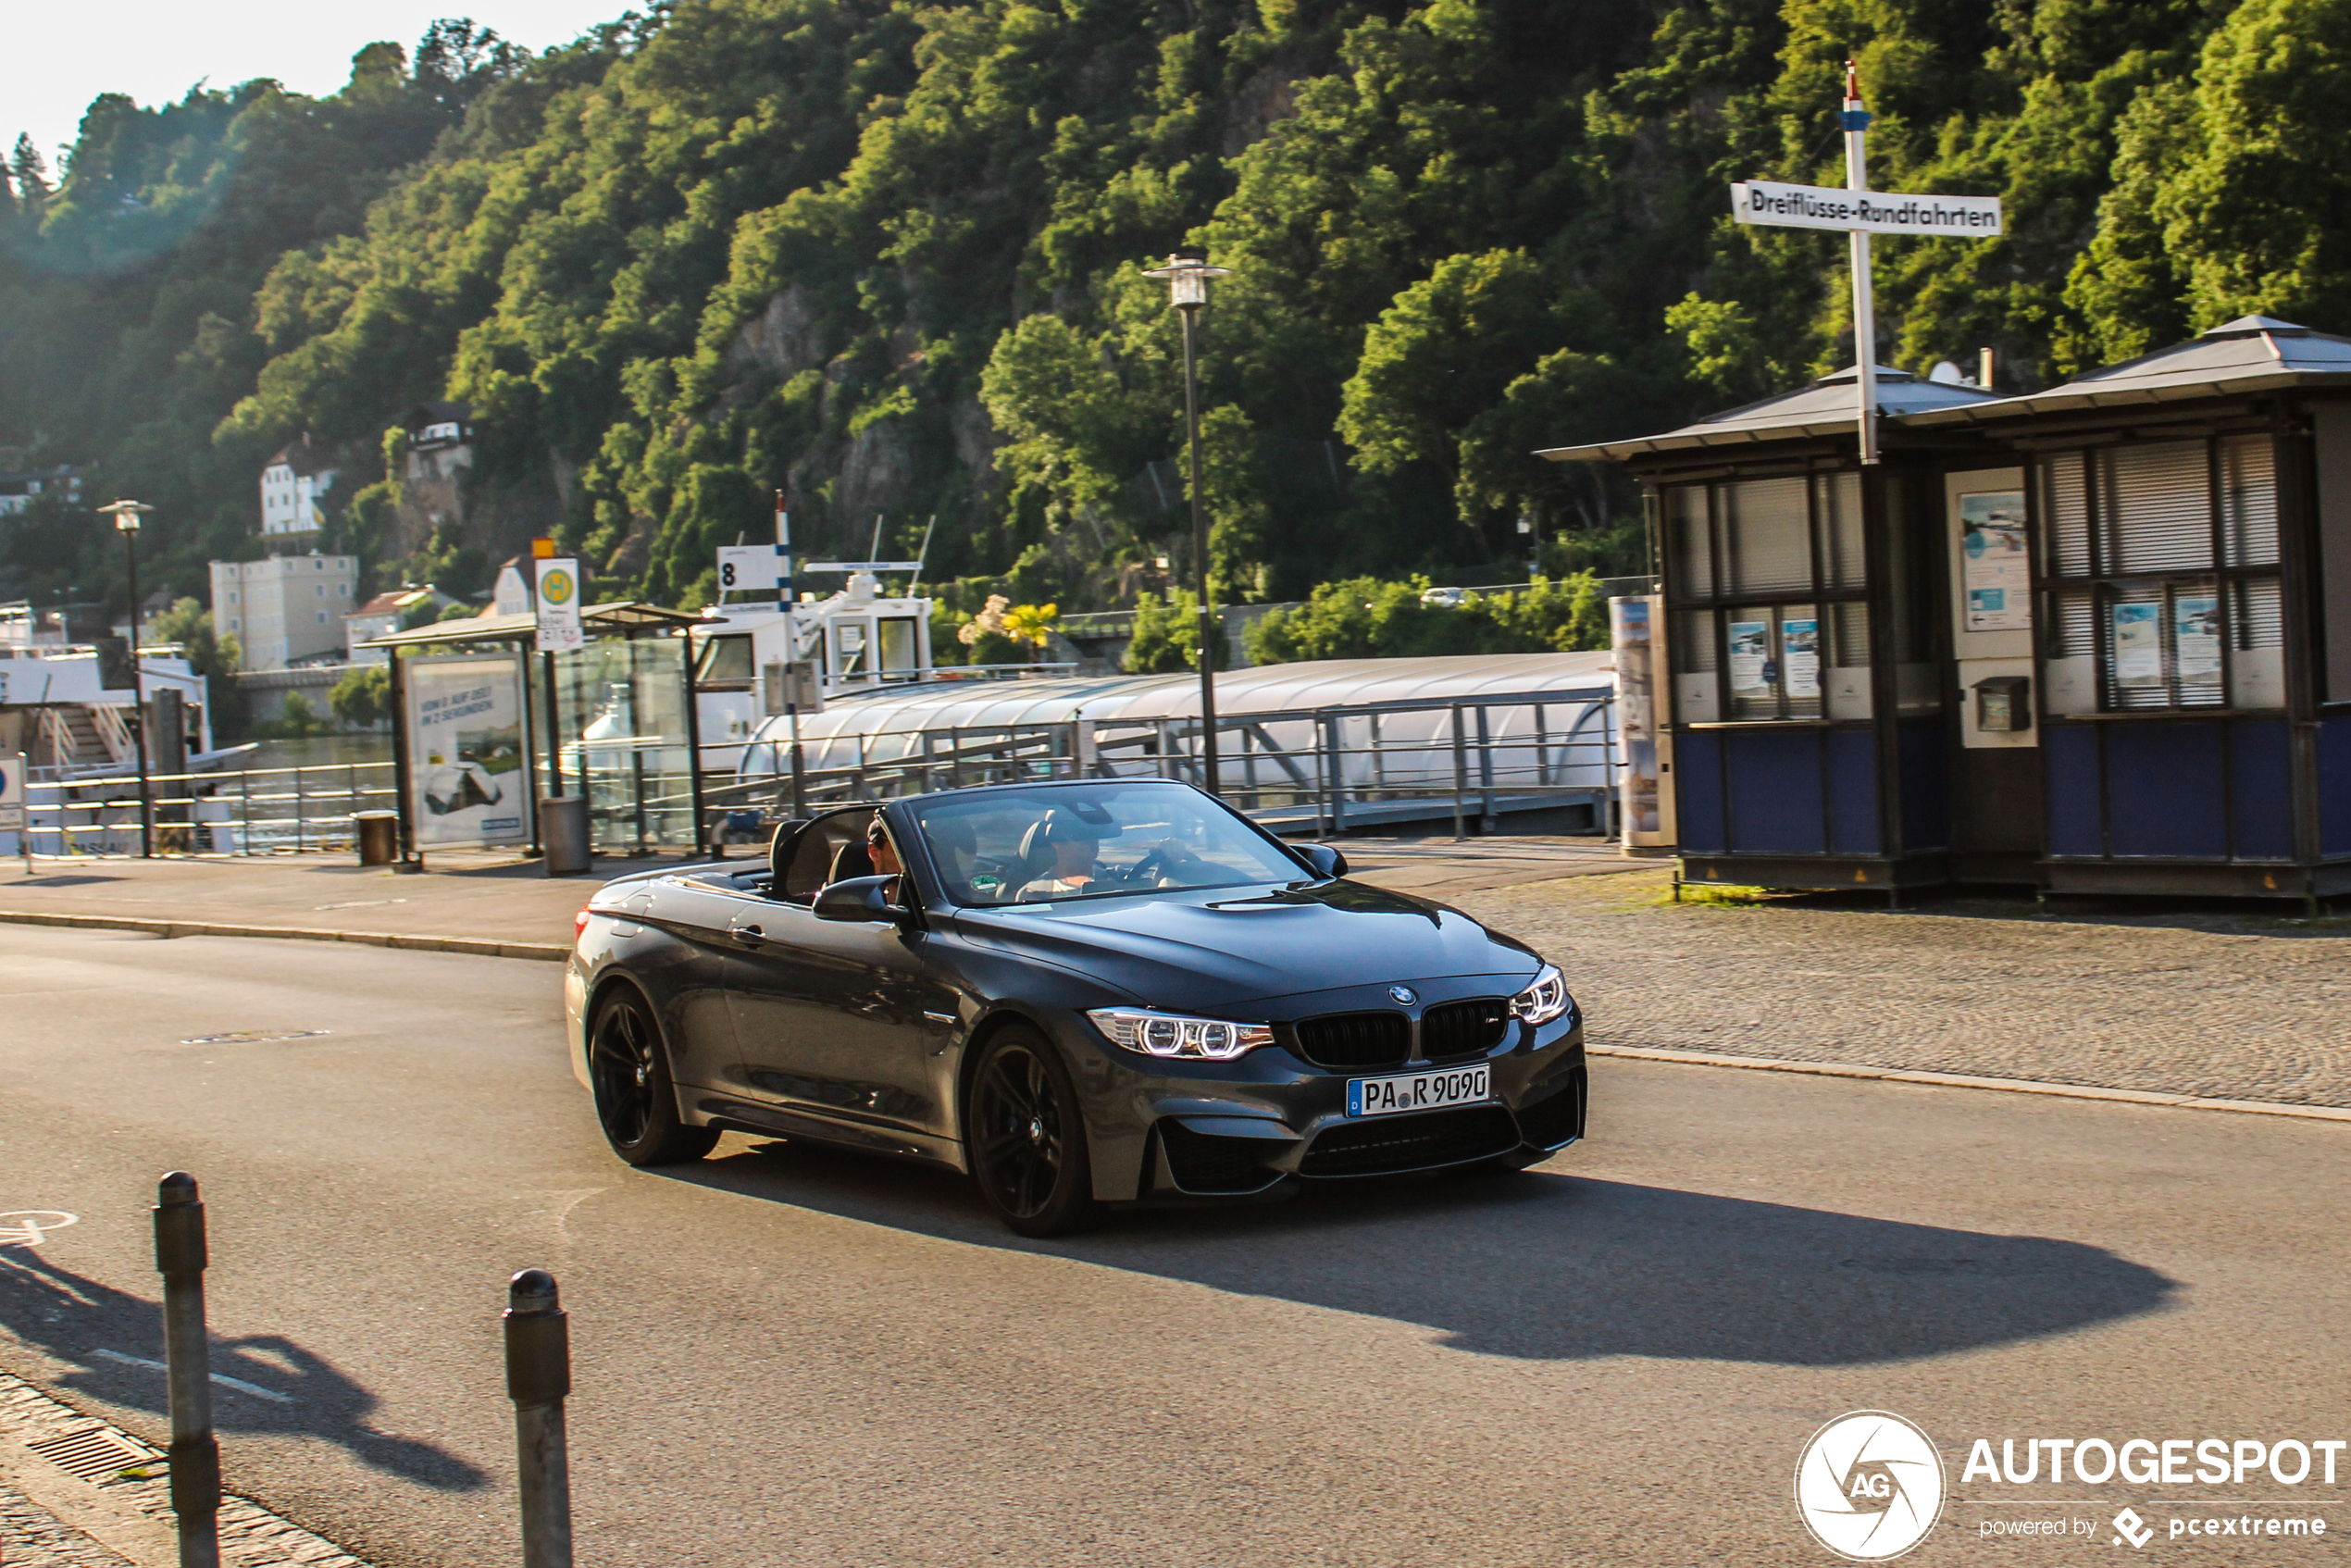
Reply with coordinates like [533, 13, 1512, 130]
[724, 813, 960, 1141]
[630, 877, 748, 1092]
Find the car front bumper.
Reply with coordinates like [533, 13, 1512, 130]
[1050, 978, 1586, 1202]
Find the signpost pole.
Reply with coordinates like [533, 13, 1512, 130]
[1843, 60, 1879, 467]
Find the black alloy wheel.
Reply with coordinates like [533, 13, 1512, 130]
[967, 1028, 1100, 1237]
[590, 989, 719, 1166]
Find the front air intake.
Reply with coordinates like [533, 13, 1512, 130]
[1421, 998, 1508, 1061]
[1290, 1011, 1410, 1071]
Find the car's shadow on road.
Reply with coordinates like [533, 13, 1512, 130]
[671, 1140, 2176, 1366]
[0, 1248, 487, 1490]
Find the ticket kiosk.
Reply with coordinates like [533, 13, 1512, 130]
[1543, 364, 2005, 892]
[1903, 316, 2351, 902]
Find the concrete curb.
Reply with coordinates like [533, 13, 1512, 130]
[0, 909, 568, 963]
[1587, 1042, 2351, 1124]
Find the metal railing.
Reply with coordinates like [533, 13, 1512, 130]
[693, 687, 1618, 850]
[19, 760, 398, 859]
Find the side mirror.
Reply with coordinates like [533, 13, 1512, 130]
[815, 874, 909, 924]
[1299, 843, 1348, 879]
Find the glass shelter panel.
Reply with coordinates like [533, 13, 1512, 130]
[547, 636, 695, 853]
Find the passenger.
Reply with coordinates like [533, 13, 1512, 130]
[866, 814, 902, 879]
[821, 813, 902, 899]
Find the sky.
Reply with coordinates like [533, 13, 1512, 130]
[5, 0, 632, 169]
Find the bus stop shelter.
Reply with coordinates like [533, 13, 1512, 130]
[364, 601, 706, 865]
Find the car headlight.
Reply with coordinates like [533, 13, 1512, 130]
[1509, 964, 1573, 1027]
[1086, 1008, 1275, 1062]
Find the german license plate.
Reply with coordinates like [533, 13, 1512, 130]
[1347, 1064, 1490, 1118]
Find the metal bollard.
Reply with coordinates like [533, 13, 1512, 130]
[153, 1172, 220, 1568]
[504, 1269, 574, 1568]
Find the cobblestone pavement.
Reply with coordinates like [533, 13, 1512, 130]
[1453, 867, 2351, 1108]
[0, 1479, 135, 1568]
[0, 1372, 367, 1568]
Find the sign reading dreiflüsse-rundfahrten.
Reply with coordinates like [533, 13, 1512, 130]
[1732, 180, 2002, 237]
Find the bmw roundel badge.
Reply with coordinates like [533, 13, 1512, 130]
[1388, 985, 1417, 1005]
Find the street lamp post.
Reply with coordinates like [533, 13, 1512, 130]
[1142, 247, 1231, 796]
[99, 500, 156, 858]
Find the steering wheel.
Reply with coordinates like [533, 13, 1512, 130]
[1126, 848, 1172, 887]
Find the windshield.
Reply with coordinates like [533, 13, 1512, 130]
[908, 783, 1306, 906]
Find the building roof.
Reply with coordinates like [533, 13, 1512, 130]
[745, 651, 1615, 746]
[1536, 365, 2003, 464]
[265, 438, 337, 478]
[358, 601, 701, 648]
[403, 400, 473, 429]
[349, 591, 412, 617]
[1903, 316, 2351, 427]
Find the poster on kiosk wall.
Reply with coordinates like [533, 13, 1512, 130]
[405, 653, 529, 847]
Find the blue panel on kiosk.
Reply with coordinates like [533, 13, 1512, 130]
[2045, 726, 2102, 856]
[2108, 723, 2226, 858]
[2320, 717, 2351, 856]
[2227, 720, 2293, 860]
[1897, 722, 1947, 851]
[1724, 728, 1823, 853]
[1826, 729, 1880, 853]
[1675, 729, 1726, 852]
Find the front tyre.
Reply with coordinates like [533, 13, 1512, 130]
[590, 989, 719, 1166]
[967, 1027, 1101, 1238]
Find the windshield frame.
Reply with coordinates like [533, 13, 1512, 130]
[897, 779, 1316, 912]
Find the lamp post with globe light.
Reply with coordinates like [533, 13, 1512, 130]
[98, 499, 156, 857]
[1141, 246, 1231, 797]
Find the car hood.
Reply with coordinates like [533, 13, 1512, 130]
[947, 878, 1538, 1010]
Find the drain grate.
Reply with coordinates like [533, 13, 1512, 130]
[26, 1425, 162, 1484]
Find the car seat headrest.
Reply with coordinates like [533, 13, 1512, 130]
[768, 818, 810, 882]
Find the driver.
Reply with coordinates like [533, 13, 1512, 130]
[1015, 810, 1106, 901]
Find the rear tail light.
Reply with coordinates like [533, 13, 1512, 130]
[574, 908, 592, 940]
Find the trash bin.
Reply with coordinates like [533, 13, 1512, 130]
[353, 810, 399, 866]
[540, 795, 591, 876]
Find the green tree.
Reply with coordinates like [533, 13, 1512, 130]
[146, 597, 242, 686]
[329, 664, 392, 728]
[1123, 589, 1227, 674]
[1246, 573, 1609, 665]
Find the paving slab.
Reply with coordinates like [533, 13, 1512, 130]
[1451, 865, 2351, 1110]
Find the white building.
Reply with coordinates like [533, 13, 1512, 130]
[0, 465, 85, 516]
[343, 586, 454, 664]
[260, 439, 339, 536]
[488, 557, 534, 616]
[210, 554, 358, 671]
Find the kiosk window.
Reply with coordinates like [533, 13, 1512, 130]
[1664, 471, 1872, 724]
[2036, 434, 2283, 711]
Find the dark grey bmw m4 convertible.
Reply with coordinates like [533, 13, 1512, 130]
[565, 778, 1586, 1236]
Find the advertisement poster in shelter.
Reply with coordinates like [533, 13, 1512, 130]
[1610, 597, 1661, 836]
[1959, 491, 2031, 631]
[405, 654, 529, 847]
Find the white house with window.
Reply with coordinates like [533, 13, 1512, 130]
[209, 554, 358, 671]
[260, 439, 339, 535]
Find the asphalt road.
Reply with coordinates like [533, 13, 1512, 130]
[2, 927, 2346, 1567]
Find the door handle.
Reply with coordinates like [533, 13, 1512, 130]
[729, 923, 764, 943]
